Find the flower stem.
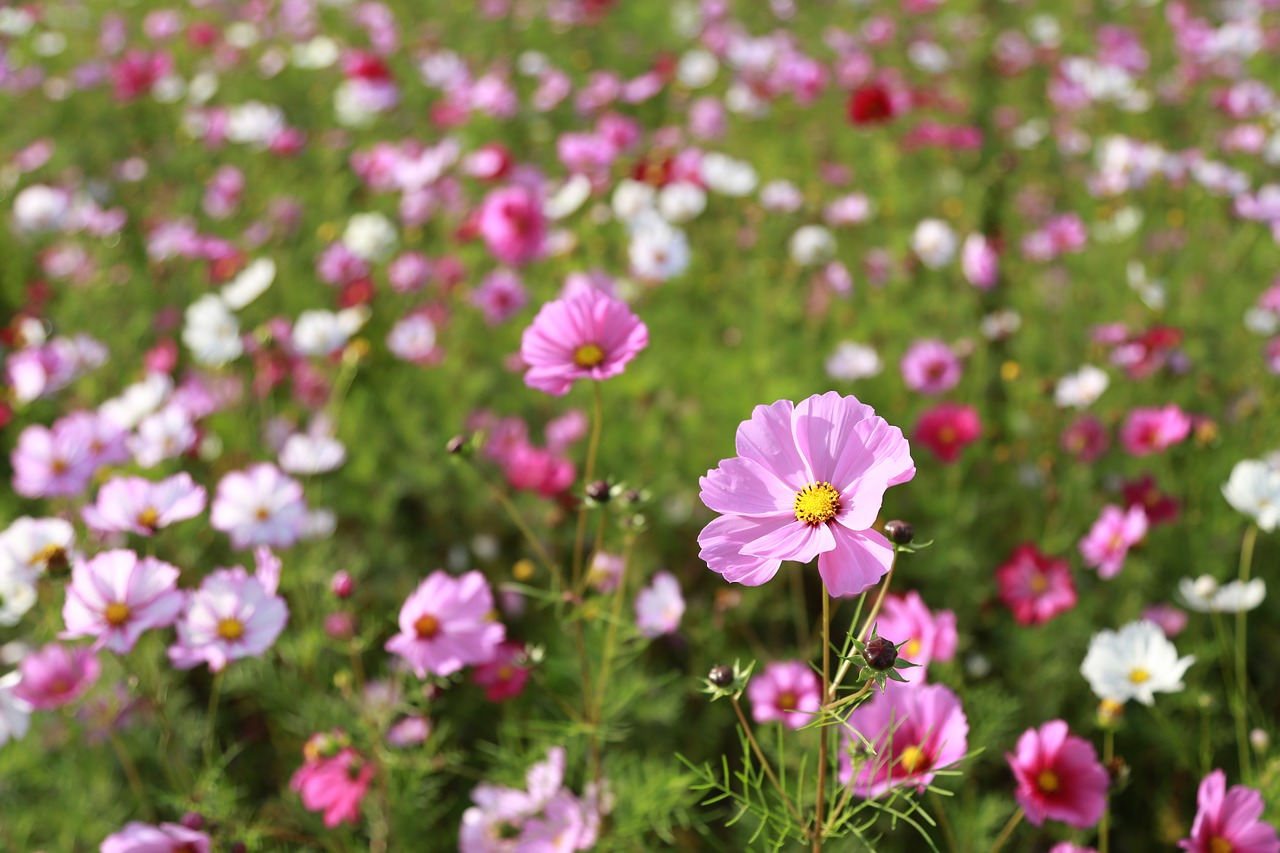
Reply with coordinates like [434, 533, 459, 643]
[1100, 729, 1113, 853]
[829, 551, 898, 701]
[1236, 524, 1258, 783]
[814, 583, 831, 852]
[203, 669, 223, 768]
[729, 695, 806, 833]
[108, 729, 154, 820]
[592, 533, 637, 778]
[928, 791, 959, 853]
[571, 383, 605, 590]
[989, 808, 1024, 853]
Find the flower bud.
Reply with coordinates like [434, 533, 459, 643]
[179, 812, 204, 831]
[708, 665, 734, 687]
[446, 434, 470, 456]
[1251, 728, 1270, 753]
[330, 570, 354, 599]
[864, 636, 898, 670]
[586, 479, 611, 503]
[884, 519, 914, 545]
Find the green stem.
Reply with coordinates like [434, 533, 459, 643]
[108, 729, 154, 820]
[1236, 524, 1258, 783]
[592, 534, 636, 776]
[829, 551, 898, 701]
[989, 808, 1024, 853]
[928, 792, 959, 853]
[1100, 729, 1113, 853]
[571, 383, 605, 590]
[729, 695, 806, 832]
[814, 583, 831, 852]
[203, 670, 223, 768]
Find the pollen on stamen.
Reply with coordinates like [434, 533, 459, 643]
[573, 343, 606, 368]
[793, 481, 841, 525]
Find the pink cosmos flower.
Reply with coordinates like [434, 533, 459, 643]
[961, 233, 999, 290]
[502, 441, 576, 497]
[698, 392, 915, 596]
[913, 403, 982, 464]
[472, 640, 531, 702]
[995, 544, 1078, 626]
[101, 822, 211, 853]
[840, 683, 969, 797]
[385, 570, 505, 678]
[1143, 603, 1188, 638]
[12, 421, 97, 498]
[873, 591, 957, 681]
[1007, 720, 1109, 828]
[291, 738, 374, 828]
[82, 473, 207, 536]
[1119, 404, 1192, 456]
[476, 185, 546, 266]
[210, 463, 307, 549]
[13, 643, 101, 710]
[1180, 769, 1280, 853]
[747, 660, 821, 729]
[471, 269, 529, 326]
[900, 339, 962, 395]
[62, 550, 184, 653]
[1079, 504, 1148, 579]
[1061, 415, 1110, 463]
[1049, 845, 1097, 853]
[635, 571, 686, 638]
[168, 566, 288, 672]
[519, 288, 649, 397]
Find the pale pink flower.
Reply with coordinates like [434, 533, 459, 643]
[168, 565, 289, 672]
[698, 392, 915, 596]
[1007, 720, 1109, 828]
[747, 660, 821, 729]
[385, 570, 504, 678]
[634, 571, 685, 638]
[62, 550, 184, 653]
[101, 822, 211, 853]
[900, 339, 962, 395]
[13, 642, 101, 710]
[1079, 504, 1148, 579]
[519, 288, 649, 397]
[82, 473, 207, 536]
[210, 464, 307, 550]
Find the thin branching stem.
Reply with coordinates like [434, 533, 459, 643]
[814, 583, 831, 852]
[729, 695, 806, 831]
[989, 807, 1024, 853]
[1236, 523, 1258, 783]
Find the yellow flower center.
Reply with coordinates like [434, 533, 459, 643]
[255, 507, 271, 521]
[414, 614, 441, 639]
[104, 602, 131, 626]
[938, 426, 956, 444]
[137, 507, 160, 529]
[1029, 573, 1049, 594]
[794, 482, 841, 525]
[905, 639, 922, 659]
[898, 745, 927, 774]
[217, 618, 245, 641]
[1210, 837, 1234, 853]
[573, 343, 605, 368]
[1037, 770, 1060, 793]
[1129, 667, 1150, 684]
[777, 690, 798, 711]
[497, 664, 515, 681]
[34, 544, 67, 571]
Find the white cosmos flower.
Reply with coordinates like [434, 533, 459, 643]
[279, 426, 347, 475]
[911, 218, 958, 270]
[226, 101, 286, 146]
[0, 671, 31, 747]
[0, 517, 77, 579]
[342, 212, 397, 262]
[1222, 459, 1280, 532]
[544, 174, 592, 221]
[221, 258, 276, 310]
[292, 307, 370, 357]
[611, 179, 656, 223]
[825, 342, 882, 381]
[12, 184, 72, 233]
[100, 373, 173, 429]
[1054, 365, 1109, 409]
[0, 573, 37, 627]
[657, 182, 706, 224]
[788, 225, 836, 266]
[1080, 620, 1195, 705]
[182, 294, 243, 367]
[700, 153, 758, 197]
[676, 48, 718, 88]
[1178, 576, 1266, 613]
[628, 215, 690, 282]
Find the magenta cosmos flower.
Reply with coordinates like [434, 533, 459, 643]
[899, 339, 962, 395]
[995, 544, 1078, 626]
[1007, 720, 1109, 829]
[1181, 769, 1279, 853]
[13, 642, 100, 710]
[83, 472, 207, 536]
[169, 566, 288, 672]
[62, 550, 184, 653]
[1119, 404, 1191, 456]
[519, 288, 649, 397]
[747, 660, 821, 730]
[385, 570, 505, 678]
[840, 682, 969, 797]
[210, 463, 307, 549]
[291, 736, 374, 829]
[101, 821, 211, 853]
[476, 184, 546, 266]
[698, 392, 915, 596]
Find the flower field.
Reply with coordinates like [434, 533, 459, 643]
[1, 0, 1279, 850]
